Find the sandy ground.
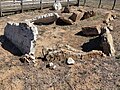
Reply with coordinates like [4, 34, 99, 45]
[0, 6, 120, 90]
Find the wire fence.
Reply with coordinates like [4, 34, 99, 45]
[0, 0, 119, 17]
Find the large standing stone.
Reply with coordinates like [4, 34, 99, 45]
[53, 2, 62, 11]
[4, 21, 38, 55]
[100, 27, 115, 56]
[69, 11, 84, 22]
[30, 13, 60, 25]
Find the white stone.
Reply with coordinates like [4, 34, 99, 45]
[4, 21, 38, 54]
[49, 62, 54, 67]
[52, 65, 56, 69]
[53, 2, 62, 11]
[67, 57, 75, 65]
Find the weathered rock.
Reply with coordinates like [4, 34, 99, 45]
[30, 13, 60, 25]
[4, 21, 38, 54]
[100, 27, 115, 56]
[56, 17, 74, 25]
[103, 12, 116, 24]
[67, 57, 75, 65]
[81, 11, 96, 20]
[62, 7, 71, 13]
[53, 2, 62, 10]
[81, 25, 101, 36]
[69, 11, 84, 22]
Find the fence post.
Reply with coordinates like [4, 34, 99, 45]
[67, 0, 69, 7]
[77, 0, 80, 6]
[98, 0, 102, 8]
[40, 0, 42, 10]
[83, 0, 86, 6]
[0, 0, 2, 17]
[21, 0, 23, 13]
[112, 0, 116, 10]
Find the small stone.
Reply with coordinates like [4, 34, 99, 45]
[52, 65, 56, 69]
[49, 62, 54, 67]
[67, 57, 75, 65]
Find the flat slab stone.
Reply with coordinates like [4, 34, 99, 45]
[30, 13, 60, 25]
[56, 17, 74, 25]
[4, 21, 38, 55]
[69, 11, 84, 22]
[81, 25, 101, 36]
[81, 10, 96, 20]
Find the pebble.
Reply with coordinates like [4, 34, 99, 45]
[67, 57, 75, 65]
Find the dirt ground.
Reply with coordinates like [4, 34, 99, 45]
[0, 6, 120, 90]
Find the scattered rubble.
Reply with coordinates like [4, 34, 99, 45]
[69, 11, 84, 22]
[41, 45, 106, 62]
[100, 27, 115, 56]
[20, 53, 35, 63]
[4, 21, 38, 55]
[56, 17, 74, 25]
[47, 62, 56, 69]
[67, 57, 75, 65]
[28, 13, 60, 25]
[81, 10, 96, 20]
[53, 2, 62, 10]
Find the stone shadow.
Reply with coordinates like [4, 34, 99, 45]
[0, 35, 23, 56]
[81, 36, 102, 52]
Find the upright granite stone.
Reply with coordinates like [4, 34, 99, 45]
[100, 27, 115, 56]
[4, 21, 38, 55]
